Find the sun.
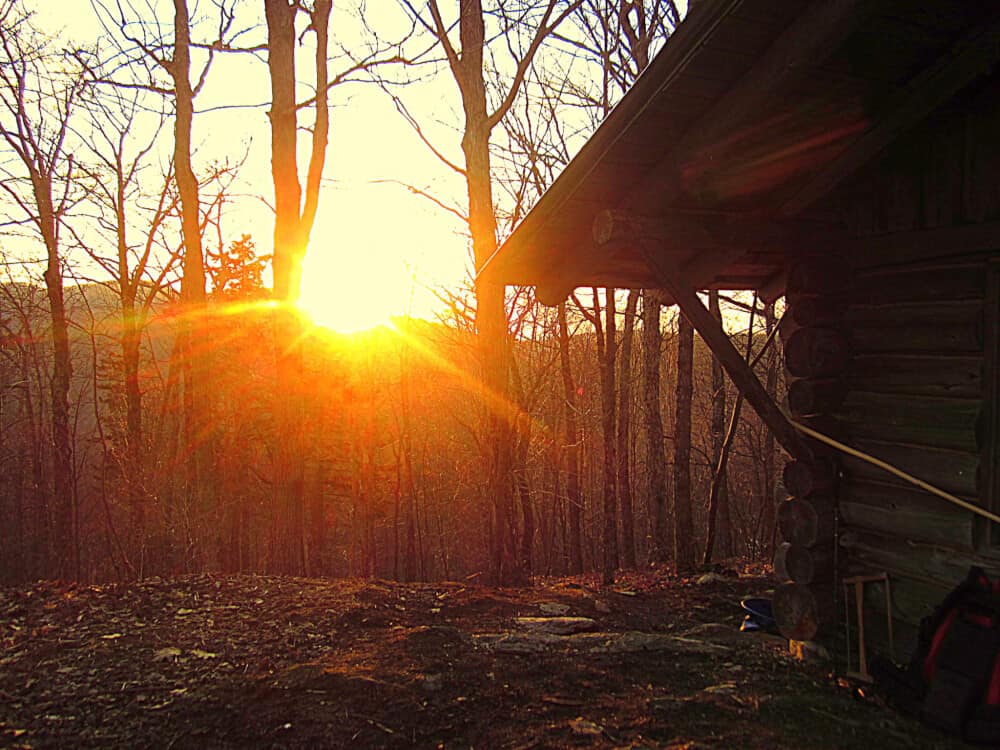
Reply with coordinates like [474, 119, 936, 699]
[298, 247, 415, 334]
[295, 181, 469, 334]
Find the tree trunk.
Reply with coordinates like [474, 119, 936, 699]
[39, 184, 74, 579]
[515, 414, 534, 576]
[264, 0, 332, 575]
[172, 0, 211, 570]
[120, 284, 145, 567]
[673, 313, 695, 573]
[705, 290, 731, 561]
[461, 55, 520, 583]
[600, 288, 619, 584]
[616, 290, 638, 568]
[558, 303, 584, 574]
[641, 291, 668, 563]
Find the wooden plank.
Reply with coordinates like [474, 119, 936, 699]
[781, 15, 1000, 216]
[628, 0, 879, 216]
[784, 327, 850, 378]
[848, 221, 1000, 270]
[841, 529, 1000, 592]
[787, 378, 849, 417]
[836, 391, 981, 453]
[848, 301, 983, 354]
[859, 577, 943, 648]
[840, 500, 973, 549]
[842, 475, 977, 546]
[840, 439, 979, 497]
[851, 263, 985, 305]
[848, 354, 981, 399]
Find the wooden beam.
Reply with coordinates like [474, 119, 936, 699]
[600, 221, 811, 460]
[848, 220, 1000, 270]
[537, 212, 724, 306]
[781, 16, 1000, 217]
[628, 0, 877, 215]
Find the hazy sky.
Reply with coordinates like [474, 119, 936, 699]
[31, 0, 472, 332]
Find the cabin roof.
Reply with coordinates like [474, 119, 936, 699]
[481, 0, 1000, 304]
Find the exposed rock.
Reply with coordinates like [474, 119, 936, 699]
[569, 717, 603, 736]
[513, 616, 597, 635]
[695, 573, 730, 585]
[473, 630, 730, 656]
[578, 631, 730, 655]
[593, 600, 613, 614]
[538, 602, 571, 616]
[473, 633, 564, 654]
[419, 673, 444, 692]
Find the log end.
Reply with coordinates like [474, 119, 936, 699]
[773, 581, 821, 641]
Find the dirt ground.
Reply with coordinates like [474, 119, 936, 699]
[0, 567, 969, 749]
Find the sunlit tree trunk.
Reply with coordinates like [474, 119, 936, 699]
[673, 314, 694, 573]
[0, 7, 83, 578]
[411, 0, 577, 585]
[264, 0, 331, 575]
[616, 290, 638, 568]
[598, 289, 618, 584]
[641, 291, 668, 562]
[169, 0, 213, 569]
[704, 290, 731, 562]
[558, 303, 584, 574]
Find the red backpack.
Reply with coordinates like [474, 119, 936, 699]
[874, 567, 1000, 743]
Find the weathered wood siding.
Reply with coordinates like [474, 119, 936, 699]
[814, 70, 1000, 655]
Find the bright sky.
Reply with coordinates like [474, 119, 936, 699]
[32, 0, 471, 333]
[28, 0, 688, 334]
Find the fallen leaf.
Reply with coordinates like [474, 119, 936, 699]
[154, 647, 182, 661]
[569, 717, 603, 736]
[101, 633, 123, 640]
[190, 649, 218, 659]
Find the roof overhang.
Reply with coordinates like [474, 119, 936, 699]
[481, 0, 1000, 304]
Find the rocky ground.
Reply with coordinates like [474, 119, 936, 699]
[0, 566, 967, 749]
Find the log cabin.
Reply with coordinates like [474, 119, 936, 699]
[480, 0, 1000, 658]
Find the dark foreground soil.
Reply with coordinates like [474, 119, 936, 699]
[0, 567, 967, 749]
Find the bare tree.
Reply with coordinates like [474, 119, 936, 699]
[262, 0, 332, 574]
[0, 1, 88, 577]
[616, 288, 638, 568]
[641, 292, 668, 562]
[71, 88, 183, 571]
[704, 289, 731, 562]
[673, 313, 694, 572]
[396, 0, 580, 584]
[557, 301, 584, 573]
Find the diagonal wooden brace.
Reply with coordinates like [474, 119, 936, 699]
[629, 237, 810, 461]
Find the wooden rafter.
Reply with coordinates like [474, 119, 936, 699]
[781, 14, 1000, 217]
[535, 210, 806, 305]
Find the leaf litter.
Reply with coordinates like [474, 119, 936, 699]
[0, 569, 970, 748]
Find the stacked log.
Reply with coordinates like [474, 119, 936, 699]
[773, 255, 848, 642]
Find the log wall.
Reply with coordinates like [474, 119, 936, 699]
[795, 71, 1000, 657]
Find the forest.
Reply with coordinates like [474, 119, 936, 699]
[0, 0, 785, 587]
